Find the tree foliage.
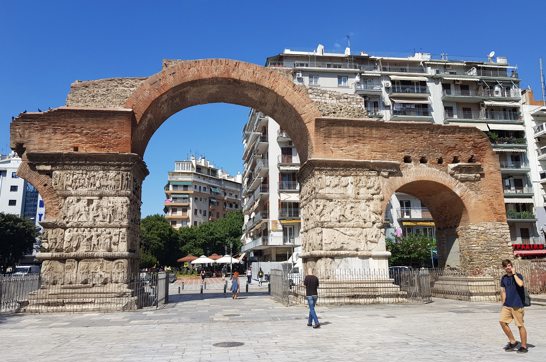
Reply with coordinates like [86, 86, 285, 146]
[179, 211, 243, 257]
[0, 212, 37, 272]
[139, 214, 180, 268]
[386, 234, 436, 268]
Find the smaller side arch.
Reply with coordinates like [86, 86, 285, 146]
[17, 161, 60, 220]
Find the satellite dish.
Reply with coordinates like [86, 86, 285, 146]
[488, 50, 495, 59]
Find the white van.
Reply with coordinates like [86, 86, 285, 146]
[13, 265, 40, 275]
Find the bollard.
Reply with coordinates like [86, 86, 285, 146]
[246, 283, 249, 293]
[224, 281, 227, 296]
[182, 281, 184, 290]
[178, 286, 181, 294]
[200, 284, 203, 294]
[204, 281, 207, 290]
[268, 282, 271, 295]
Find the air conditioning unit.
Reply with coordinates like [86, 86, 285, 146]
[295, 72, 303, 78]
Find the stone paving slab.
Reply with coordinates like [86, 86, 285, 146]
[0, 295, 544, 361]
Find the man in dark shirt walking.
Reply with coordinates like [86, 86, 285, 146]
[304, 267, 320, 328]
[499, 259, 528, 353]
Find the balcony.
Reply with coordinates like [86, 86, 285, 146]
[499, 161, 530, 173]
[390, 85, 429, 97]
[397, 207, 433, 220]
[241, 236, 269, 252]
[279, 181, 299, 192]
[355, 82, 382, 94]
[382, 64, 427, 74]
[279, 208, 300, 219]
[506, 210, 536, 222]
[485, 110, 520, 122]
[503, 187, 533, 197]
[277, 155, 300, 169]
[391, 109, 433, 121]
[165, 198, 190, 206]
[244, 211, 269, 232]
[442, 89, 483, 102]
[534, 123, 546, 138]
[255, 158, 269, 177]
[538, 146, 546, 161]
[444, 110, 481, 121]
[277, 129, 292, 142]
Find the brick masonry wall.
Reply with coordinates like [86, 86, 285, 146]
[10, 109, 134, 154]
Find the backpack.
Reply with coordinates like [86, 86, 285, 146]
[523, 287, 532, 307]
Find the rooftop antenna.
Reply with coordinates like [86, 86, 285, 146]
[346, 34, 351, 49]
[488, 50, 495, 63]
[440, 52, 448, 61]
[539, 58, 546, 106]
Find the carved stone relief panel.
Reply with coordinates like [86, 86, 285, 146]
[41, 228, 65, 252]
[41, 260, 65, 285]
[62, 197, 130, 226]
[62, 228, 129, 253]
[52, 170, 134, 192]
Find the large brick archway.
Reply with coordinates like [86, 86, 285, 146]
[10, 59, 512, 311]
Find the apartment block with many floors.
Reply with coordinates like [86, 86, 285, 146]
[241, 45, 543, 262]
[164, 156, 242, 229]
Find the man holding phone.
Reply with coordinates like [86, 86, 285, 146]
[499, 259, 528, 353]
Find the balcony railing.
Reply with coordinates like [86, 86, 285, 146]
[279, 181, 299, 191]
[499, 161, 529, 169]
[355, 83, 382, 91]
[443, 89, 481, 97]
[279, 208, 300, 218]
[397, 207, 433, 219]
[443, 88, 520, 98]
[504, 187, 533, 195]
[391, 85, 428, 94]
[392, 109, 431, 117]
[277, 155, 300, 166]
[485, 110, 520, 121]
[534, 123, 546, 135]
[382, 65, 427, 73]
[445, 110, 481, 120]
[490, 137, 526, 145]
[506, 210, 535, 220]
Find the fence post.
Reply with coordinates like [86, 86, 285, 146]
[200, 284, 203, 294]
[165, 273, 170, 304]
[224, 280, 227, 296]
[246, 283, 249, 293]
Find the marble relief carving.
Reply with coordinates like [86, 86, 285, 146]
[52, 170, 133, 191]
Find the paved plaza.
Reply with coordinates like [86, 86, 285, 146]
[1, 287, 545, 362]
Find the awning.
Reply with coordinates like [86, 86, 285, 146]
[280, 219, 302, 225]
[483, 101, 519, 107]
[504, 198, 534, 204]
[402, 221, 435, 226]
[442, 76, 480, 82]
[447, 122, 489, 131]
[493, 148, 527, 153]
[487, 123, 525, 131]
[513, 250, 546, 256]
[389, 75, 428, 81]
[390, 98, 430, 104]
[170, 181, 192, 186]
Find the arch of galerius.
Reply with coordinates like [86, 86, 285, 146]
[10, 59, 512, 311]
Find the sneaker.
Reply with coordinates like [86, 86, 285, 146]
[503, 341, 518, 351]
[516, 347, 528, 353]
[307, 323, 312, 327]
[312, 324, 321, 329]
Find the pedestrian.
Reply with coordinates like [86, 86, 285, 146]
[304, 267, 320, 328]
[231, 271, 240, 299]
[258, 268, 264, 286]
[200, 268, 206, 283]
[246, 267, 252, 284]
[499, 259, 528, 353]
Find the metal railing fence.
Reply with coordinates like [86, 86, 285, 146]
[0, 272, 171, 314]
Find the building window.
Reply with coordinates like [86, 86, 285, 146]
[171, 221, 177, 226]
[194, 209, 198, 215]
[10, 185, 18, 192]
[203, 210, 207, 217]
[338, 76, 348, 87]
[444, 106, 454, 118]
[11, 172, 18, 178]
[8, 200, 16, 206]
[309, 75, 319, 86]
[39, 200, 44, 208]
[171, 208, 177, 214]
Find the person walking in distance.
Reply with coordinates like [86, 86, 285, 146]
[258, 268, 264, 286]
[231, 271, 240, 299]
[499, 259, 528, 353]
[246, 267, 252, 284]
[304, 267, 320, 329]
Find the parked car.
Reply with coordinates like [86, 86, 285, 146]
[13, 265, 40, 276]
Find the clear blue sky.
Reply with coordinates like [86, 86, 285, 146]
[1, 0, 545, 217]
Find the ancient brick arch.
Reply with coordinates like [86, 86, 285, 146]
[9, 59, 514, 311]
[125, 59, 321, 161]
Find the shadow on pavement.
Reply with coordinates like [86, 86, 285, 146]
[168, 291, 270, 303]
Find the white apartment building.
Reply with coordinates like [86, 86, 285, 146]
[164, 156, 242, 229]
[241, 44, 541, 260]
[0, 152, 45, 227]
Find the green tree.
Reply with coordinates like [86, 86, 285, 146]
[140, 214, 180, 268]
[386, 234, 436, 268]
[0, 212, 38, 272]
[178, 211, 243, 257]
